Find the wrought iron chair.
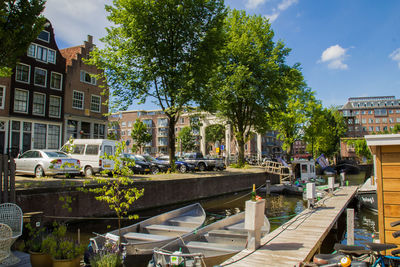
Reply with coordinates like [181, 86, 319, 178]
[0, 223, 12, 264]
[0, 203, 23, 265]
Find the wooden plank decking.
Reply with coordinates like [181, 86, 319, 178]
[222, 186, 358, 267]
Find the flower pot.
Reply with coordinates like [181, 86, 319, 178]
[52, 257, 80, 267]
[29, 251, 52, 267]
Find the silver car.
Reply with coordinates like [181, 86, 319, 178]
[15, 150, 81, 178]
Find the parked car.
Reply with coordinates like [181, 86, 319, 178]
[121, 153, 151, 174]
[182, 152, 226, 171]
[156, 155, 197, 173]
[15, 150, 81, 178]
[141, 155, 171, 174]
[61, 139, 116, 177]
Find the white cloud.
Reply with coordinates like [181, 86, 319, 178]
[319, 45, 349, 70]
[278, 0, 298, 11]
[245, 0, 268, 9]
[262, 0, 298, 23]
[389, 48, 400, 68]
[43, 0, 112, 48]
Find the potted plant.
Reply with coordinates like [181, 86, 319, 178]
[43, 223, 86, 267]
[25, 223, 52, 267]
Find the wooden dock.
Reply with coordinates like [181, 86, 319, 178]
[222, 186, 358, 267]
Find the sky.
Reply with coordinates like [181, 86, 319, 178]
[44, 0, 400, 110]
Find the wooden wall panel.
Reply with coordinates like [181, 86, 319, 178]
[384, 192, 400, 204]
[384, 205, 400, 217]
[382, 153, 400, 165]
[384, 230, 400, 245]
[382, 166, 400, 178]
[382, 146, 400, 153]
[385, 217, 400, 231]
[382, 179, 400, 191]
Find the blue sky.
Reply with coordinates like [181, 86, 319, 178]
[44, 0, 400, 109]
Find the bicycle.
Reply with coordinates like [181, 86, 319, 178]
[312, 243, 370, 266]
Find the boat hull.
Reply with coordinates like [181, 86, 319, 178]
[357, 190, 377, 212]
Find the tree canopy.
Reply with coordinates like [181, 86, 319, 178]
[177, 126, 196, 153]
[130, 119, 152, 153]
[90, 0, 226, 165]
[207, 9, 299, 165]
[0, 0, 46, 76]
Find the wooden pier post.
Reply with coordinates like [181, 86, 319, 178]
[306, 183, 316, 209]
[340, 172, 346, 187]
[328, 177, 334, 194]
[347, 208, 354, 245]
[265, 179, 271, 197]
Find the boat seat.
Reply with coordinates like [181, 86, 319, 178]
[144, 224, 193, 236]
[186, 241, 242, 253]
[167, 216, 203, 227]
[208, 229, 247, 239]
[225, 222, 269, 233]
[123, 232, 171, 242]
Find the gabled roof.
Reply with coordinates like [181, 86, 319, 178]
[60, 45, 83, 70]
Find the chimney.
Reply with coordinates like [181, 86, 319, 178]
[87, 35, 93, 44]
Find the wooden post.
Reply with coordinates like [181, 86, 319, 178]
[3, 155, 8, 202]
[9, 156, 15, 203]
[340, 171, 346, 187]
[266, 179, 271, 197]
[347, 208, 354, 245]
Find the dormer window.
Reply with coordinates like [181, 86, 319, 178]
[80, 70, 97, 85]
[38, 30, 50, 42]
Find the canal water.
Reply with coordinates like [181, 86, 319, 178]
[67, 171, 377, 250]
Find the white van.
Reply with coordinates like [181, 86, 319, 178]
[61, 139, 116, 177]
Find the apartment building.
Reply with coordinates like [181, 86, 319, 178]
[109, 109, 283, 158]
[0, 21, 66, 156]
[60, 35, 108, 143]
[339, 96, 400, 158]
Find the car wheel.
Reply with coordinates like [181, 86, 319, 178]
[35, 165, 45, 178]
[198, 163, 206, 171]
[180, 164, 187, 173]
[152, 167, 160, 175]
[84, 166, 94, 177]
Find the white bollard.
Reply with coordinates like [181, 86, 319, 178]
[306, 183, 316, 209]
[245, 199, 266, 250]
[328, 176, 335, 194]
[340, 172, 346, 186]
[347, 208, 355, 245]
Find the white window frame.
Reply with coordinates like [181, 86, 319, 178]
[90, 95, 101, 113]
[50, 71, 63, 90]
[36, 45, 48, 62]
[72, 90, 84, 110]
[37, 30, 50, 43]
[49, 95, 61, 118]
[0, 85, 5, 109]
[80, 70, 97, 85]
[47, 49, 56, 64]
[34, 67, 47, 87]
[27, 43, 36, 58]
[14, 88, 29, 114]
[32, 92, 46, 116]
[15, 63, 30, 84]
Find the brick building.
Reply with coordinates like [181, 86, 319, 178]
[60, 35, 108, 142]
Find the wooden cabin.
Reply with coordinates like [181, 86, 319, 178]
[365, 134, 400, 248]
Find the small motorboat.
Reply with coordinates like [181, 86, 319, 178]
[150, 211, 270, 267]
[357, 177, 377, 212]
[90, 203, 206, 266]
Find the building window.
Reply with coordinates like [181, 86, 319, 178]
[369, 126, 373, 131]
[383, 126, 388, 132]
[67, 120, 78, 139]
[396, 110, 400, 114]
[49, 96, 61, 118]
[389, 118, 394, 123]
[50, 72, 62, 90]
[128, 121, 132, 127]
[375, 118, 380, 123]
[369, 118, 373, 123]
[0, 85, 5, 109]
[121, 130, 125, 136]
[38, 30, 50, 42]
[34, 68, 47, 87]
[376, 126, 380, 132]
[72, 91, 84, 109]
[355, 119, 359, 124]
[94, 124, 105, 138]
[368, 110, 373, 115]
[27, 44, 36, 57]
[48, 49, 56, 64]
[48, 125, 60, 149]
[15, 64, 30, 83]
[32, 92, 45, 116]
[389, 110, 394, 114]
[14, 89, 28, 113]
[80, 70, 97, 85]
[348, 119, 353, 124]
[121, 121, 126, 127]
[397, 118, 400, 123]
[362, 119, 366, 124]
[90, 95, 101, 112]
[33, 123, 46, 149]
[36, 45, 48, 62]
[382, 118, 387, 123]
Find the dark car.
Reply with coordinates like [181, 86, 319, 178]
[121, 153, 151, 174]
[141, 155, 171, 174]
[156, 155, 197, 173]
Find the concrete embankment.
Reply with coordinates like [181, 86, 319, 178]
[16, 169, 278, 221]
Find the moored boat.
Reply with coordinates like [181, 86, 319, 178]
[149, 211, 270, 267]
[357, 177, 377, 212]
[89, 203, 206, 266]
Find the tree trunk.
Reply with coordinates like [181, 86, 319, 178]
[237, 139, 245, 166]
[168, 115, 176, 170]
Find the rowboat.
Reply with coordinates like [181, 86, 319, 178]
[89, 203, 206, 266]
[150, 211, 270, 267]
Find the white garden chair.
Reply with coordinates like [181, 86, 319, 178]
[0, 223, 12, 264]
[0, 203, 23, 265]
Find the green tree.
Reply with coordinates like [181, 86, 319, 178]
[207, 10, 297, 166]
[130, 119, 152, 153]
[391, 124, 400, 133]
[206, 124, 224, 154]
[0, 0, 46, 76]
[90, 0, 226, 168]
[80, 142, 144, 243]
[177, 126, 196, 153]
[345, 138, 372, 162]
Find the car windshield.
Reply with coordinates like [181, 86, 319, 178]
[143, 155, 156, 162]
[122, 153, 135, 159]
[44, 151, 69, 158]
[135, 155, 146, 161]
